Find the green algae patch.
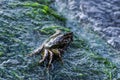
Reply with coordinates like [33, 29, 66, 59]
[90, 52, 117, 80]
[11, 71, 23, 80]
[72, 38, 88, 49]
[0, 52, 4, 57]
[9, 2, 66, 22]
[22, 2, 66, 21]
[36, 0, 53, 5]
[71, 33, 89, 50]
[90, 53, 116, 69]
[39, 26, 70, 35]
[0, 0, 118, 80]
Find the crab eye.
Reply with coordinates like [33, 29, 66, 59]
[63, 39, 70, 43]
[64, 40, 67, 42]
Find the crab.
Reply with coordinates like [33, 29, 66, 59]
[29, 30, 73, 68]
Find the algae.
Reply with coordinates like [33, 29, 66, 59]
[0, 0, 118, 80]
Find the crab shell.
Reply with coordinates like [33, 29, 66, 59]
[29, 30, 73, 68]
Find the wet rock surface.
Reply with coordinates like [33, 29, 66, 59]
[0, 0, 120, 80]
[54, 0, 120, 51]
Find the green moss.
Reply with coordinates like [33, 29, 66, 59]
[90, 53, 116, 80]
[72, 39, 88, 49]
[25, 8, 38, 19]
[71, 34, 89, 49]
[103, 69, 113, 80]
[10, 2, 66, 21]
[11, 71, 23, 80]
[0, 52, 4, 57]
[39, 26, 70, 35]
[1, 0, 117, 79]
[45, 7, 66, 21]
[23, 2, 40, 7]
[91, 70, 101, 75]
[79, 73, 84, 77]
[90, 53, 116, 68]
[36, 0, 52, 5]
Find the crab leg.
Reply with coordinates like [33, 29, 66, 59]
[47, 50, 53, 68]
[28, 45, 43, 56]
[39, 49, 48, 64]
[28, 37, 50, 57]
[57, 49, 63, 64]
